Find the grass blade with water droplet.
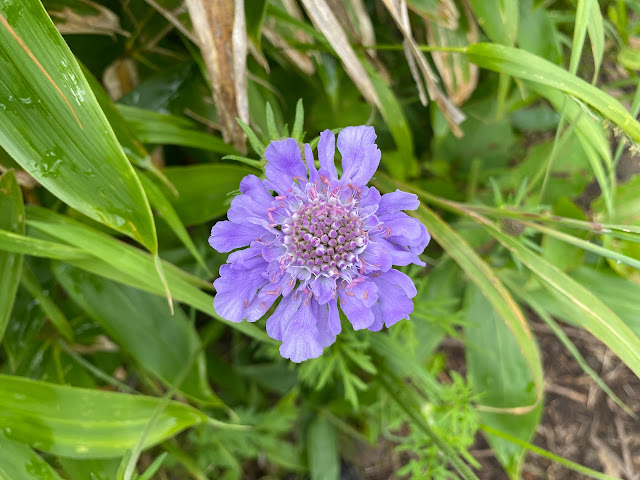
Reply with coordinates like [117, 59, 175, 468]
[0, 0, 157, 252]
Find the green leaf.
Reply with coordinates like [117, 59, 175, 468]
[376, 174, 542, 413]
[54, 264, 222, 405]
[291, 99, 304, 141]
[595, 175, 640, 283]
[161, 164, 253, 226]
[138, 173, 209, 272]
[570, 0, 593, 75]
[58, 458, 120, 480]
[0, 0, 156, 251]
[540, 198, 587, 271]
[619, 47, 640, 71]
[378, 374, 480, 480]
[466, 43, 640, 142]
[477, 216, 640, 379]
[236, 118, 266, 157]
[400, 195, 543, 410]
[528, 267, 640, 340]
[0, 432, 64, 480]
[80, 63, 151, 171]
[0, 374, 206, 458]
[465, 285, 542, 478]
[0, 229, 87, 261]
[587, 0, 605, 79]
[468, 0, 518, 45]
[25, 207, 270, 343]
[245, 0, 268, 46]
[265, 102, 280, 140]
[531, 83, 613, 215]
[571, 267, 640, 337]
[0, 171, 24, 342]
[118, 105, 236, 155]
[510, 276, 635, 417]
[307, 415, 339, 480]
[517, 0, 560, 63]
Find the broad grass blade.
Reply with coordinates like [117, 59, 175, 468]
[411, 204, 543, 413]
[25, 207, 270, 342]
[375, 174, 544, 414]
[160, 164, 252, 227]
[307, 415, 339, 480]
[0, 374, 206, 458]
[466, 43, 640, 142]
[0, 432, 64, 479]
[467, 0, 518, 46]
[0, 0, 157, 252]
[54, 264, 222, 405]
[477, 216, 640, 379]
[20, 264, 74, 342]
[376, 174, 544, 413]
[465, 285, 542, 478]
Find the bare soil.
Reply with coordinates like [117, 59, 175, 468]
[349, 318, 640, 480]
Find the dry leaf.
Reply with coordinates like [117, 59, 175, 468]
[0, 165, 38, 189]
[185, 0, 249, 152]
[145, 0, 197, 45]
[49, 0, 128, 37]
[381, 0, 465, 136]
[300, 0, 380, 108]
[103, 58, 139, 100]
[426, 1, 478, 106]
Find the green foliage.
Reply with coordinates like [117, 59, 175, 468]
[1, 0, 640, 478]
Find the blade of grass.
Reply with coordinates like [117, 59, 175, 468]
[0, 0, 157, 251]
[375, 174, 544, 415]
[0, 230, 88, 260]
[24, 207, 270, 343]
[409, 190, 640, 237]
[523, 221, 640, 271]
[465, 43, 640, 142]
[463, 211, 640, 380]
[503, 274, 636, 418]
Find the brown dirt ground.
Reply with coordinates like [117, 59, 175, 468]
[352, 318, 640, 480]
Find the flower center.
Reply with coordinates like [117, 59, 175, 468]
[280, 187, 368, 277]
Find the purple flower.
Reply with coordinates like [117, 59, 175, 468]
[209, 126, 430, 362]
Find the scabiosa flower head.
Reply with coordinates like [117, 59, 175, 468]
[209, 126, 430, 362]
